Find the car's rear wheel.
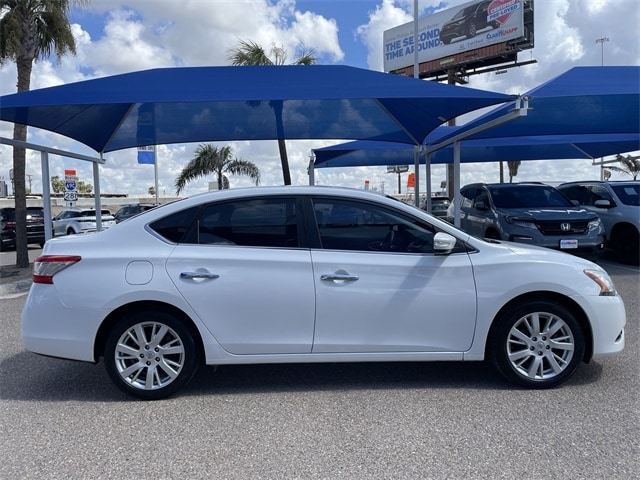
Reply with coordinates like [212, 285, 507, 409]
[489, 301, 584, 389]
[105, 312, 199, 400]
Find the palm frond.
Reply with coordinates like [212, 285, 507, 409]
[175, 144, 261, 194]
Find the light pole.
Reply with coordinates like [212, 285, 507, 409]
[596, 37, 609, 180]
[596, 37, 609, 66]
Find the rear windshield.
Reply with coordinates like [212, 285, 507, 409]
[1, 208, 44, 221]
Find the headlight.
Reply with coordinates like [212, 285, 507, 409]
[584, 269, 616, 296]
[588, 218, 602, 230]
[505, 216, 536, 229]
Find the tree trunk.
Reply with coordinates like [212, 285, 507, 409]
[13, 55, 34, 268]
[277, 139, 291, 185]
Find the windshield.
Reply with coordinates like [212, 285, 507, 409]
[489, 185, 572, 209]
[611, 184, 640, 206]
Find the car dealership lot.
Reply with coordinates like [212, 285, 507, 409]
[0, 259, 638, 479]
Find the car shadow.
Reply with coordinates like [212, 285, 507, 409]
[0, 350, 605, 402]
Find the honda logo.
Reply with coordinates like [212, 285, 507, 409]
[560, 223, 571, 232]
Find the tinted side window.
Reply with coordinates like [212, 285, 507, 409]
[186, 198, 299, 248]
[460, 187, 479, 209]
[587, 185, 614, 205]
[473, 190, 489, 209]
[149, 206, 200, 243]
[312, 198, 437, 253]
[558, 185, 589, 204]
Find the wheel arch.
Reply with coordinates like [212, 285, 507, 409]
[609, 221, 638, 241]
[485, 291, 594, 362]
[94, 300, 205, 363]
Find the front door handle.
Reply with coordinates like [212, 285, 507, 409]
[180, 272, 220, 280]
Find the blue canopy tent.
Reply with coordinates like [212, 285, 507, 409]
[312, 66, 640, 222]
[429, 66, 640, 144]
[0, 64, 515, 237]
[313, 133, 640, 168]
[0, 65, 513, 154]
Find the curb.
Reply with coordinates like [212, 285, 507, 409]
[0, 279, 32, 297]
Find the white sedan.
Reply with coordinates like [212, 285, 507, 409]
[52, 208, 116, 236]
[22, 186, 626, 399]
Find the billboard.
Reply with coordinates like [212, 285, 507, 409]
[383, 0, 527, 73]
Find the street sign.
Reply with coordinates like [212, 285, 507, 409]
[63, 191, 78, 202]
[387, 165, 409, 173]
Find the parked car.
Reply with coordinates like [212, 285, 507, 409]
[439, 0, 500, 45]
[0, 207, 46, 251]
[113, 203, 158, 223]
[422, 195, 451, 219]
[451, 182, 605, 255]
[22, 186, 625, 400]
[557, 180, 639, 264]
[52, 209, 116, 236]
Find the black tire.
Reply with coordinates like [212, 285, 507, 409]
[484, 229, 501, 240]
[466, 21, 477, 38]
[489, 301, 585, 389]
[611, 226, 639, 265]
[104, 311, 200, 400]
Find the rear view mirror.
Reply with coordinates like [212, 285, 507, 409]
[433, 232, 457, 255]
[594, 199, 612, 208]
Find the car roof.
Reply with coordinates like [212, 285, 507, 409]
[558, 180, 639, 186]
[463, 182, 548, 190]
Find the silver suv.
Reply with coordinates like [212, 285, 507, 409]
[557, 181, 639, 264]
[455, 182, 605, 255]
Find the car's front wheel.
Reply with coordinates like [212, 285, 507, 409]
[104, 311, 200, 400]
[489, 301, 585, 389]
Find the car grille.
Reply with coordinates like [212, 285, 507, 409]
[536, 220, 589, 236]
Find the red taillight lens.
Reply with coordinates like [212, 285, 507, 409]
[33, 255, 82, 284]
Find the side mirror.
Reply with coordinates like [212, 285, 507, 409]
[433, 232, 457, 255]
[475, 200, 488, 211]
[594, 199, 613, 208]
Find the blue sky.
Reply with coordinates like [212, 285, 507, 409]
[1, 0, 639, 197]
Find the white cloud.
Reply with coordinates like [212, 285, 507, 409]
[0, 0, 638, 199]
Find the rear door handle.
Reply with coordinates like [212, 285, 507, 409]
[320, 273, 359, 282]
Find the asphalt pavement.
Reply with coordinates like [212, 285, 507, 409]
[1, 253, 639, 479]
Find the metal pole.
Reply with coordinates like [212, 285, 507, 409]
[94, 156, 102, 231]
[413, 0, 419, 79]
[40, 152, 53, 242]
[596, 37, 609, 180]
[596, 37, 609, 66]
[154, 147, 159, 204]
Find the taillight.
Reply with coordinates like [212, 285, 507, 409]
[33, 255, 82, 284]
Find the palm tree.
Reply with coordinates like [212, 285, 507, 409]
[606, 154, 640, 180]
[0, 0, 87, 267]
[175, 144, 260, 195]
[507, 161, 521, 183]
[227, 40, 316, 186]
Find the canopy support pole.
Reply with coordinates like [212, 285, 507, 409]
[40, 151, 53, 242]
[93, 156, 103, 231]
[453, 141, 461, 227]
[414, 145, 420, 207]
[425, 152, 432, 213]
